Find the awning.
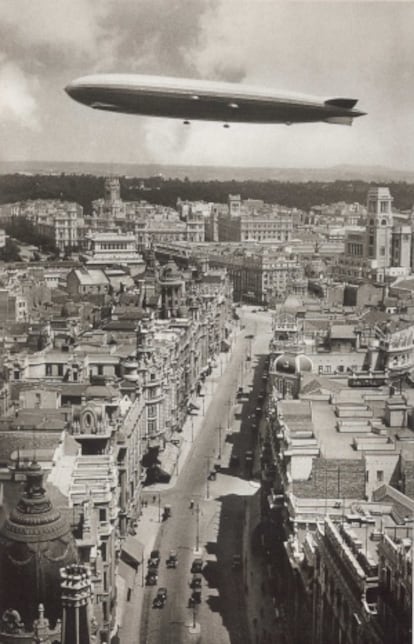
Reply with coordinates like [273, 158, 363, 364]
[121, 537, 144, 568]
[118, 559, 136, 589]
[158, 443, 179, 478]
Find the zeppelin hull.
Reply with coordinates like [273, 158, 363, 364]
[65, 75, 366, 125]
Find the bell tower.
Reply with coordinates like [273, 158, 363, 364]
[366, 187, 393, 278]
[104, 176, 120, 203]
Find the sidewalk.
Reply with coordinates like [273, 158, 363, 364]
[116, 503, 160, 644]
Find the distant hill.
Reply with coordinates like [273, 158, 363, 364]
[0, 160, 414, 183]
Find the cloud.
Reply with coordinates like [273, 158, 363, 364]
[0, 1, 413, 170]
[0, 59, 39, 129]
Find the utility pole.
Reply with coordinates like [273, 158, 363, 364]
[158, 493, 161, 522]
[202, 396, 205, 416]
[191, 415, 194, 442]
[195, 502, 200, 551]
[206, 457, 210, 499]
[225, 399, 232, 428]
[217, 424, 222, 460]
[141, 552, 145, 587]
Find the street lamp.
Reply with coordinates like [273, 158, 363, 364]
[217, 424, 222, 460]
[206, 456, 210, 500]
[225, 399, 232, 428]
[195, 502, 200, 552]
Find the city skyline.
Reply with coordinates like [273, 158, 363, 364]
[0, 1, 413, 171]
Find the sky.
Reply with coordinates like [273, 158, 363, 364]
[0, 0, 413, 170]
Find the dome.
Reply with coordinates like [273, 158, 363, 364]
[0, 461, 78, 628]
[283, 295, 303, 312]
[273, 352, 313, 374]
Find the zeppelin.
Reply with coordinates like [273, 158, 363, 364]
[65, 73, 366, 126]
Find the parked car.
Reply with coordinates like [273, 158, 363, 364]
[157, 587, 168, 600]
[148, 549, 160, 568]
[245, 450, 254, 463]
[191, 558, 203, 573]
[146, 571, 158, 585]
[191, 574, 202, 589]
[166, 550, 178, 568]
[232, 554, 242, 569]
[230, 454, 240, 467]
[191, 589, 202, 604]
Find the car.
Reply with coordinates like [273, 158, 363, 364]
[232, 554, 242, 569]
[191, 574, 202, 589]
[157, 587, 168, 600]
[166, 550, 178, 568]
[146, 571, 158, 586]
[153, 595, 165, 608]
[148, 549, 160, 568]
[191, 589, 202, 604]
[230, 454, 240, 467]
[207, 470, 217, 481]
[191, 558, 203, 573]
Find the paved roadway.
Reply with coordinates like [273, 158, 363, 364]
[139, 307, 273, 644]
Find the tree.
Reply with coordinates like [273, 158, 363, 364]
[0, 238, 21, 262]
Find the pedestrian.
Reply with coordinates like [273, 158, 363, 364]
[152, 495, 156, 503]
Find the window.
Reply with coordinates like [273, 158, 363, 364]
[376, 470, 384, 482]
[57, 364, 64, 377]
[46, 364, 52, 376]
[99, 508, 107, 522]
[97, 365, 104, 376]
[148, 420, 157, 434]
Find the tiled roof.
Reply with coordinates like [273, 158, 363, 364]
[330, 324, 356, 340]
[103, 320, 137, 331]
[280, 400, 311, 418]
[73, 268, 109, 286]
[0, 431, 61, 463]
[392, 277, 414, 291]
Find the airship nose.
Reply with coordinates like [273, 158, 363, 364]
[64, 81, 78, 99]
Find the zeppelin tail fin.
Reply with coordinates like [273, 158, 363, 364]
[324, 116, 354, 126]
[325, 98, 358, 109]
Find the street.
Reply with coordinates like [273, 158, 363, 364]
[123, 307, 274, 644]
